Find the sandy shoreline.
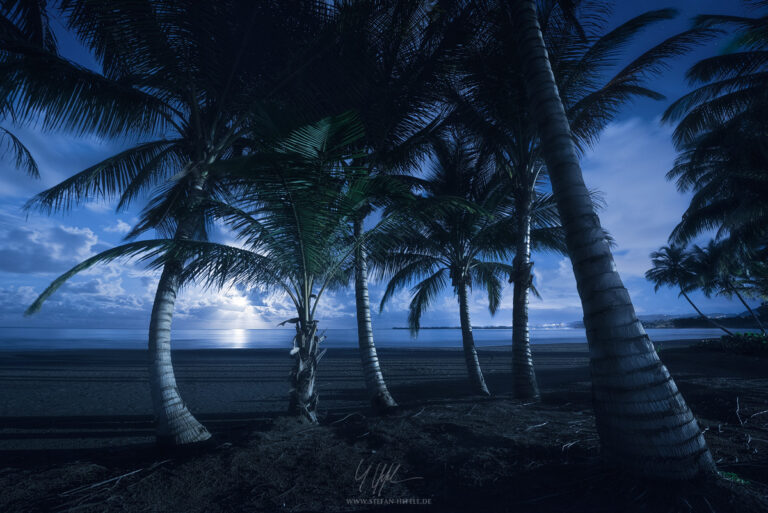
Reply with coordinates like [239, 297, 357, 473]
[0, 340, 694, 453]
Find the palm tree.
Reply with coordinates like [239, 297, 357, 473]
[178, 113, 375, 423]
[452, 2, 708, 400]
[26, 113, 369, 425]
[645, 245, 734, 336]
[509, 0, 715, 478]
[663, 1, 768, 252]
[22, 0, 331, 445]
[661, 2, 768, 338]
[315, 0, 471, 412]
[376, 136, 528, 396]
[690, 241, 766, 335]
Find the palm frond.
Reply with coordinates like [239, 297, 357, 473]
[25, 239, 173, 315]
[407, 268, 448, 335]
[0, 125, 38, 177]
[25, 139, 180, 213]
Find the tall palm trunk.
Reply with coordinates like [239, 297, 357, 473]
[727, 283, 766, 335]
[680, 289, 734, 336]
[457, 280, 490, 396]
[288, 319, 321, 423]
[513, 0, 715, 478]
[148, 174, 211, 445]
[512, 201, 539, 399]
[354, 218, 397, 411]
[149, 260, 211, 446]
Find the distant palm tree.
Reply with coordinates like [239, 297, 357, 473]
[645, 245, 734, 336]
[690, 241, 766, 335]
[377, 136, 562, 395]
[510, 0, 715, 478]
[23, 0, 330, 445]
[317, 0, 471, 412]
[452, 1, 707, 400]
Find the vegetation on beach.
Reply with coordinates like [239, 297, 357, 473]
[1, 0, 767, 488]
[698, 332, 768, 356]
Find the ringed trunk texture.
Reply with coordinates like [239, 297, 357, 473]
[513, 0, 715, 479]
[681, 290, 734, 336]
[458, 281, 490, 396]
[511, 207, 539, 399]
[288, 320, 321, 423]
[354, 218, 397, 411]
[148, 261, 211, 446]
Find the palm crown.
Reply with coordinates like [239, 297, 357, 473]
[664, 1, 768, 248]
[375, 135, 563, 332]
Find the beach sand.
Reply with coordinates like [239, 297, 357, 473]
[1, 341, 767, 512]
[0, 343, 595, 452]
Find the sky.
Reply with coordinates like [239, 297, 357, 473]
[0, 1, 760, 330]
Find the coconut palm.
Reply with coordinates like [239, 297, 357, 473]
[26, 112, 370, 425]
[690, 240, 766, 335]
[314, 0, 471, 411]
[376, 135, 563, 395]
[22, 0, 332, 445]
[509, 0, 715, 478]
[176, 113, 380, 423]
[645, 244, 734, 335]
[663, 1, 768, 250]
[451, 1, 709, 400]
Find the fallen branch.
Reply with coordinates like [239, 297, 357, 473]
[60, 468, 143, 496]
[411, 407, 426, 418]
[331, 411, 363, 425]
[59, 459, 172, 498]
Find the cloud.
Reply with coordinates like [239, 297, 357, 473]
[529, 258, 582, 312]
[104, 219, 132, 234]
[0, 224, 98, 274]
[580, 118, 689, 278]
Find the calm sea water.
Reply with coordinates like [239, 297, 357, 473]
[0, 327, 734, 351]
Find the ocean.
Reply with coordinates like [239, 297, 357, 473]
[0, 327, 736, 351]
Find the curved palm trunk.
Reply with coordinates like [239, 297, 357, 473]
[288, 320, 321, 423]
[513, 0, 715, 479]
[149, 261, 211, 446]
[354, 218, 397, 411]
[680, 289, 734, 336]
[728, 284, 766, 335]
[512, 204, 539, 399]
[457, 281, 490, 396]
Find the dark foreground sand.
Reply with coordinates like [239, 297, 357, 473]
[1, 341, 767, 512]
